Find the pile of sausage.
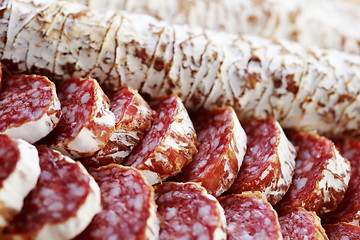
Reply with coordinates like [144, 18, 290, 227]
[0, 72, 359, 240]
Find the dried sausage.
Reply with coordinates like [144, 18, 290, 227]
[172, 106, 247, 197]
[323, 223, 360, 240]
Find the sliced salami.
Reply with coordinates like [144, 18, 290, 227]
[226, 118, 296, 205]
[45, 77, 115, 159]
[278, 208, 328, 240]
[155, 182, 226, 240]
[172, 107, 247, 197]
[3, 146, 101, 240]
[275, 130, 351, 216]
[0, 134, 40, 229]
[81, 86, 155, 167]
[0, 74, 61, 143]
[218, 192, 283, 240]
[123, 94, 197, 185]
[75, 165, 159, 240]
[323, 140, 360, 226]
[323, 223, 360, 240]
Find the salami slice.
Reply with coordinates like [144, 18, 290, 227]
[278, 208, 328, 240]
[323, 140, 360, 226]
[0, 74, 61, 143]
[123, 94, 197, 185]
[81, 86, 155, 167]
[155, 182, 226, 240]
[275, 130, 351, 216]
[226, 118, 296, 205]
[218, 192, 283, 240]
[45, 77, 115, 159]
[75, 165, 159, 240]
[323, 223, 360, 240]
[0, 134, 40, 229]
[3, 146, 101, 240]
[172, 107, 247, 197]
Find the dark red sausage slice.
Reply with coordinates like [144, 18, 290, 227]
[227, 118, 296, 205]
[323, 140, 360, 225]
[323, 223, 360, 240]
[75, 165, 159, 240]
[279, 208, 328, 240]
[155, 182, 226, 240]
[81, 86, 154, 167]
[4, 146, 101, 240]
[0, 74, 61, 143]
[123, 94, 197, 185]
[172, 107, 247, 197]
[46, 77, 115, 159]
[0, 134, 40, 229]
[218, 192, 283, 240]
[275, 130, 351, 216]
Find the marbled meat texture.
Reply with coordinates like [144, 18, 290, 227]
[323, 223, 360, 240]
[278, 208, 328, 240]
[75, 165, 159, 240]
[3, 146, 101, 240]
[2, 0, 360, 138]
[123, 94, 197, 185]
[80, 0, 360, 55]
[81, 86, 154, 167]
[218, 192, 283, 240]
[323, 140, 360, 226]
[275, 130, 351, 216]
[155, 182, 226, 240]
[227, 118, 296, 205]
[0, 74, 61, 143]
[45, 77, 115, 159]
[172, 106, 247, 197]
[0, 134, 40, 229]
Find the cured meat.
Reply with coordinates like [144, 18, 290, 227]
[0, 74, 61, 143]
[0, 134, 40, 229]
[80, 0, 360, 55]
[155, 182, 226, 240]
[227, 118, 296, 205]
[323, 223, 360, 240]
[45, 77, 115, 159]
[123, 94, 197, 185]
[275, 130, 351, 216]
[172, 107, 247, 197]
[3, 146, 101, 240]
[218, 192, 283, 240]
[278, 208, 328, 240]
[75, 165, 159, 240]
[323, 140, 360, 226]
[3, 1, 360, 138]
[81, 86, 155, 168]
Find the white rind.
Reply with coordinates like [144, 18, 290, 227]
[0, 138, 40, 227]
[33, 158, 101, 240]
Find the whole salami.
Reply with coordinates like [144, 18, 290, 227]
[0, 74, 61, 143]
[0, 134, 40, 229]
[123, 94, 197, 185]
[275, 130, 351, 216]
[323, 223, 360, 240]
[3, 0, 360, 138]
[75, 165, 159, 240]
[155, 182, 226, 240]
[45, 77, 115, 159]
[81, 86, 155, 168]
[218, 192, 283, 240]
[323, 140, 360, 226]
[3, 146, 101, 240]
[172, 106, 247, 197]
[226, 118, 296, 205]
[278, 208, 328, 240]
